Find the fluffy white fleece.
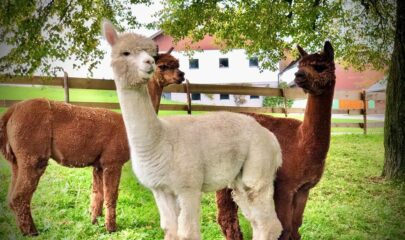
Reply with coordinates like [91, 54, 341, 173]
[103, 20, 283, 240]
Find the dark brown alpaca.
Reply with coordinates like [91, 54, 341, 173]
[216, 42, 336, 240]
[0, 51, 184, 236]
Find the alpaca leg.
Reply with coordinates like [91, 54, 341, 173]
[274, 185, 294, 240]
[90, 167, 104, 224]
[291, 188, 310, 240]
[9, 159, 47, 236]
[177, 191, 202, 240]
[216, 188, 244, 240]
[152, 189, 179, 240]
[102, 166, 122, 232]
[233, 185, 282, 240]
[7, 161, 18, 206]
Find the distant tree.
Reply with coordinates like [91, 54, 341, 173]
[0, 0, 152, 76]
[159, 0, 404, 180]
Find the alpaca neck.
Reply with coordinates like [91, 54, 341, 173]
[300, 83, 335, 156]
[116, 84, 163, 153]
[147, 76, 163, 114]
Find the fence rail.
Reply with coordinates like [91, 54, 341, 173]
[0, 75, 385, 134]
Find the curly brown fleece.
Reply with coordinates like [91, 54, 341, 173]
[216, 42, 336, 240]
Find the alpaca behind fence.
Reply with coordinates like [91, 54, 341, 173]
[0, 51, 184, 236]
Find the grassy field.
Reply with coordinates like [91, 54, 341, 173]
[0, 134, 403, 239]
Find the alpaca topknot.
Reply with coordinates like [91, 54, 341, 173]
[111, 33, 157, 59]
[102, 19, 157, 58]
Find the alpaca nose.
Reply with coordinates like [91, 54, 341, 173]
[295, 71, 305, 78]
[144, 58, 155, 65]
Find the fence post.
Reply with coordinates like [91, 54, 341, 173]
[361, 89, 367, 135]
[63, 71, 69, 103]
[281, 88, 288, 117]
[184, 79, 192, 115]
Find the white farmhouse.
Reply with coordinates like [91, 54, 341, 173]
[152, 32, 279, 107]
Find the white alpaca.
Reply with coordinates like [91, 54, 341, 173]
[103, 21, 283, 240]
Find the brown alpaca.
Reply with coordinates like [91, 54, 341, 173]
[0, 51, 184, 236]
[216, 42, 336, 240]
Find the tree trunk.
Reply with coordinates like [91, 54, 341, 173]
[383, 0, 405, 180]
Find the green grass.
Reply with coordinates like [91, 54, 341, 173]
[301, 134, 404, 239]
[0, 85, 188, 116]
[0, 85, 119, 102]
[0, 134, 403, 239]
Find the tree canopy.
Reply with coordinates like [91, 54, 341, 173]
[0, 0, 396, 75]
[158, 0, 396, 71]
[0, 0, 152, 76]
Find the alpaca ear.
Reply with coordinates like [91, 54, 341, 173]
[297, 45, 308, 57]
[102, 20, 118, 46]
[323, 41, 334, 60]
[167, 47, 174, 54]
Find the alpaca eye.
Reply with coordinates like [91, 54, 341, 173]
[314, 65, 326, 72]
[122, 51, 130, 56]
[159, 65, 168, 71]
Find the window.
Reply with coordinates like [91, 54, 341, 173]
[220, 94, 230, 100]
[249, 57, 259, 67]
[189, 59, 199, 69]
[250, 95, 259, 99]
[191, 93, 201, 100]
[162, 93, 171, 100]
[219, 58, 229, 68]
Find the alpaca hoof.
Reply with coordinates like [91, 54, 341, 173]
[22, 231, 39, 237]
[164, 231, 178, 240]
[21, 227, 39, 237]
[105, 223, 117, 233]
[291, 232, 302, 240]
[91, 217, 98, 225]
[278, 230, 290, 240]
[224, 226, 243, 240]
[20, 225, 39, 237]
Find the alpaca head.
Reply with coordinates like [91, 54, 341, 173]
[154, 47, 185, 86]
[294, 41, 336, 95]
[103, 20, 157, 88]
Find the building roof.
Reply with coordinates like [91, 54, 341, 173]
[279, 59, 299, 75]
[149, 30, 164, 40]
[151, 31, 223, 52]
[334, 65, 385, 90]
[367, 78, 387, 92]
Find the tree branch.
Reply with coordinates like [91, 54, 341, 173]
[59, 0, 73, 24]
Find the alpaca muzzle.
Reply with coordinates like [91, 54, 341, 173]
[177, 71, 185, 83]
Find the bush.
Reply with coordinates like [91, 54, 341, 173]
[263, 96, 294, 108]
[262, 82, 294, 108]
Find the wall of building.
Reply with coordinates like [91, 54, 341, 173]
[165, 49, 278, 107]
[170, 49, 278, 84]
